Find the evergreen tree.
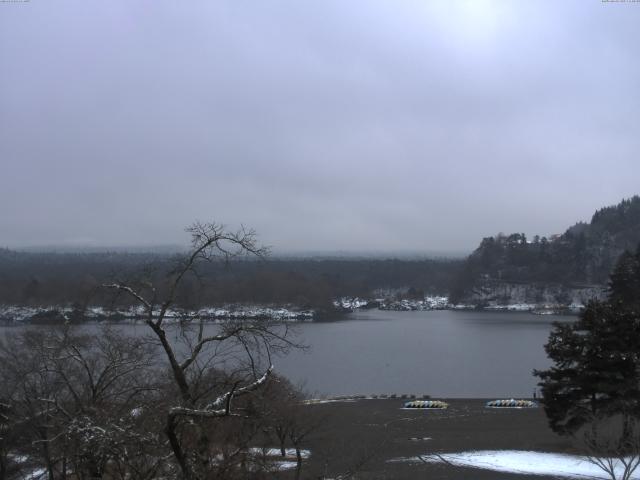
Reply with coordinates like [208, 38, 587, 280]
[535, 245, 640, 437]
[609, 246, 640, 310]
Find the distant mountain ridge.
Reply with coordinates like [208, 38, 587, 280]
[451, 196, 640, 306]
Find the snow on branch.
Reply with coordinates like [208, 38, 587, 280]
[169, 365, 273, 419]
[102, 283, 152, 311]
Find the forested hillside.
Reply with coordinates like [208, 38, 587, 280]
[0, 249, 460, 310]
[451, 196, 640, 304]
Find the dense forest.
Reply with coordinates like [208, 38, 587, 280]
[451, 196, 640, 303]
[2, 196, 638, 313]
[0, 249, 461, 311]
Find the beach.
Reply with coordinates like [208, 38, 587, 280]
[298, 398, 578, 479]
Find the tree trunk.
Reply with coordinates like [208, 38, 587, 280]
[38, 427, 55, 480]
[166, 414, 192, 480]
[294, 446, 303, 480]
[622, 414, 631, 449]
[197, 425, 212, 474]
[149, 322, 193, 404]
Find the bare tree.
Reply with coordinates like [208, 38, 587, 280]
[583, 417, 640, 480]
[0, 401, 14, 479]
[103, 222, 300, 479]
[0, 325, 160, 480]
[252, 374, 326, 479]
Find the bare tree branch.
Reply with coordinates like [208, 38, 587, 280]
[102, 283, 152, 312]
[169, 365, 273, 420]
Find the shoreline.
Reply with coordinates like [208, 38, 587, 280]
[0, 300, 580, 324]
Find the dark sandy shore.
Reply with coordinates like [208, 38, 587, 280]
[296, 398, 574, 479]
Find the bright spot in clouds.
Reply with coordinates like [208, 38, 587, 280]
[423, 0, 517, 46]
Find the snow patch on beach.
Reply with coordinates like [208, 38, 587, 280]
[247, 448, 310, 471]
[392, 450, 640, 479]
[248, 448, 310, 459]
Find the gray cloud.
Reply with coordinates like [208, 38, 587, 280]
[1, 0, 639, 253]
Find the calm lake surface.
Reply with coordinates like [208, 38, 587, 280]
[1, 310, 565, 398]
[277, 309, 562, 398]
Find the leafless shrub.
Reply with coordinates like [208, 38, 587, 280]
[582, 416, 640, 480]
[0, 325, 161, 479]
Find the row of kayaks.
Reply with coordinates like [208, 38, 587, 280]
[403, 399, 538, 409]
[486, 399, 537, 408]
[403, 400, 449, 409]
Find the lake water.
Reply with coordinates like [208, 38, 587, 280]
[276, 309, 562, 398]
[0, 309, 565, 398]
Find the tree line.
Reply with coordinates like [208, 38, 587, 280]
[0, 249, 461, 312]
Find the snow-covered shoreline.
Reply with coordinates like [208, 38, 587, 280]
[333, 296, 582, 315]
[0, 304, 315, 324]
[333, 296, 449, 311]
[0, 296, 582, 324]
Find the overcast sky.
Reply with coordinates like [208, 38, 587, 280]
[1, 0, 639, 254]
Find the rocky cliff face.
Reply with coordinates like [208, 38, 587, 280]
[462, 280, 607, 309]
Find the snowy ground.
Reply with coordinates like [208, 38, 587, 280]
[392, 450, 640, 479]
[247, 447, 310, 471]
